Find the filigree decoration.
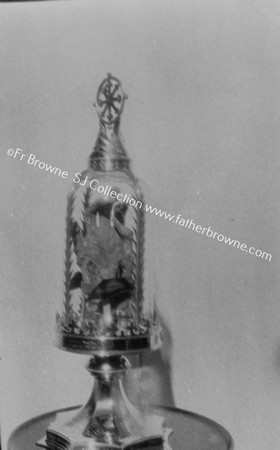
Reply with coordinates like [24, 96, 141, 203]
[64, 190, 75, 326]
[132, 191, 145, 324]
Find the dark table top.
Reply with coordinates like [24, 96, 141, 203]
[8, 405, 233, 450]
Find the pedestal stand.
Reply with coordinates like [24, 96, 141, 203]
[39, 356, 165, 450]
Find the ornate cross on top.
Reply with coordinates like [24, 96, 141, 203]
[96, 73, 126, 124]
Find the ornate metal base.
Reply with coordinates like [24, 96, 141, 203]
[57, 327, 162, 355]
[37, 356, 166, 450]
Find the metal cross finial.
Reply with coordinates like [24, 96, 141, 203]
[96, 74, 126, 125]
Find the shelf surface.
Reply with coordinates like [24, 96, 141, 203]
[8, 405, 234, 450]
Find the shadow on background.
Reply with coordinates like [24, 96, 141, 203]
[125, 311, 175, 408]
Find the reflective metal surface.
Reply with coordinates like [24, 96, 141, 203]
[9, 405, 234, 450]
[40, 356, 166, 450]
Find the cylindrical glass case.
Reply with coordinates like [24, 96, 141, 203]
[56, 74, 161, 355]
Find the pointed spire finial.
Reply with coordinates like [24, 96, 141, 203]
[89, 75, 129, 171]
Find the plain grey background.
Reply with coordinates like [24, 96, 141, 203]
[1, 1, 279, 449]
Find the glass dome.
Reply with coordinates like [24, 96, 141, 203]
[56, 74, 161, 355]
